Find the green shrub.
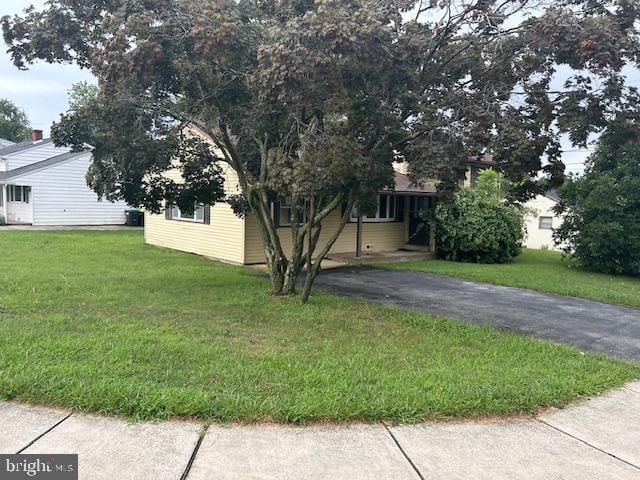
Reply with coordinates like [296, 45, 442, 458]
[554, 139, 640, 276]
[0, 214, 5, 226]
[435, 170, 525, 263]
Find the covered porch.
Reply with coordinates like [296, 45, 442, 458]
[346, 171, 438, 259]
[326, 248, 434, 266]
[0, 183, 33, 225]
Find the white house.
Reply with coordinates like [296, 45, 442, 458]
[462, 162, 563, 251]
[0, 131, 128, 226]
[524, 190, 561, 250]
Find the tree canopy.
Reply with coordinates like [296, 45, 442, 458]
[0, 98, 30, 142]
[3, 0, 639, 300]
[554, 121, 640, 276]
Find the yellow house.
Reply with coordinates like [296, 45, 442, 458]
[145, 162, 438, 265]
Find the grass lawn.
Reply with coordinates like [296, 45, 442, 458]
[0, 231, 637, 423]
[382, 249, 640, 309]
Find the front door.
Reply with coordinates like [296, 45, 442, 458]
[408, 196, 433, 246]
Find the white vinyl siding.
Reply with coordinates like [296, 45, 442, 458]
[4, 142, 71, 170]
[524, 195, 561, 251]
[8, 153, 127, 225]
[6, 197, 32, 223]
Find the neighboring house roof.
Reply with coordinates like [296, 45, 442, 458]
[467, 155, 495, 166]
[0, 150, 88, 182]
[0, 138, 54, 157]
[0, 138, 15, 147]
[384, 171, 437, 196]
[544, 188, 561, 202]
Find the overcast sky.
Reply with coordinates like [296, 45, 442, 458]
[2, 1, 636, 175]
[0, 1, 95, 139]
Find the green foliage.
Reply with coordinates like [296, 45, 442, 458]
[435, 170, 525, 263]
[0, 98, 30, 142]
[67, 81, 98, 111]
[475, 168, 509, 202]
[554, 131, 640, 276]
[0, 231, 636, 422]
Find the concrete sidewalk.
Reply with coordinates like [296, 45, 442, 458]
[1, 381, 639, 479]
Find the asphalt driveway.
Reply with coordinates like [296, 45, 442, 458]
[314, 268, 640, 362]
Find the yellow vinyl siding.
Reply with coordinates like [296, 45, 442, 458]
[144, 163, 246, 263]
[243, 206, 408, 264]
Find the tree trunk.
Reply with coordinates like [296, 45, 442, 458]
[300, 193, 355, 304]
[249, 192, 289, 295]
[263, 242, 287, 295]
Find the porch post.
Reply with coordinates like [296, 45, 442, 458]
[355, 212, 363, 258]
[1, 184, 7, 222]
[429, 219, 436, 253]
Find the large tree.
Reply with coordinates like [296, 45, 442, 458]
[0, 98, 30, 142]
[554, 120, 640, 276]
[3, 0, 639, 301]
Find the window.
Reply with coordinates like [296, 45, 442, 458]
[275, 197, 309, 227]
[169, 204, 206, 223]
[7, 185, 30, 204]
[539, 216, 553, 230]
[350, 194, 397, 223]
[277, 197, 294, 227]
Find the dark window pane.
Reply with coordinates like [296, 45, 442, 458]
[379, 195, 387, 218]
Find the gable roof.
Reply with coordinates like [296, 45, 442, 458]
[0, 138, 15, 147]
[0, 150, 88, 182]
[544, 188, 561, 202]
[0, 138, 54, 157]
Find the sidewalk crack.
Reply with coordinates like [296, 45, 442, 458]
[537, 419, 640, 472]
[382, 424, 426, 480]
[16, 411, 73, 454]
[180, 424, 208, 480]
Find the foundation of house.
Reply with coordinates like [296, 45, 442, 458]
[326, 249, 433, 265]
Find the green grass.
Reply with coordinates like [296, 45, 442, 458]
[0, 231, 637, 423]
[383, 249, 640, 308]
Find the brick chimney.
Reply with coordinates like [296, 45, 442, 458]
[32, 129, 43, 142]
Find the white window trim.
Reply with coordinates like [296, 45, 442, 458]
[539, 216, 553, 230]
[7, 185, 30, 204]
[171, 204, 205, 223]
[350, 194, 397, 223]
[277, 197, 308, 227]
[277, 197, 294, 227]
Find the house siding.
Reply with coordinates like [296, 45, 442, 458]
[5, 143, 70, 170]
[6, 199, 32, 223]
[144, 163, 245, 264]
[524, 195, 560, 250]
[243, 207, 408, 264]
[9, 153, 128, 225]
